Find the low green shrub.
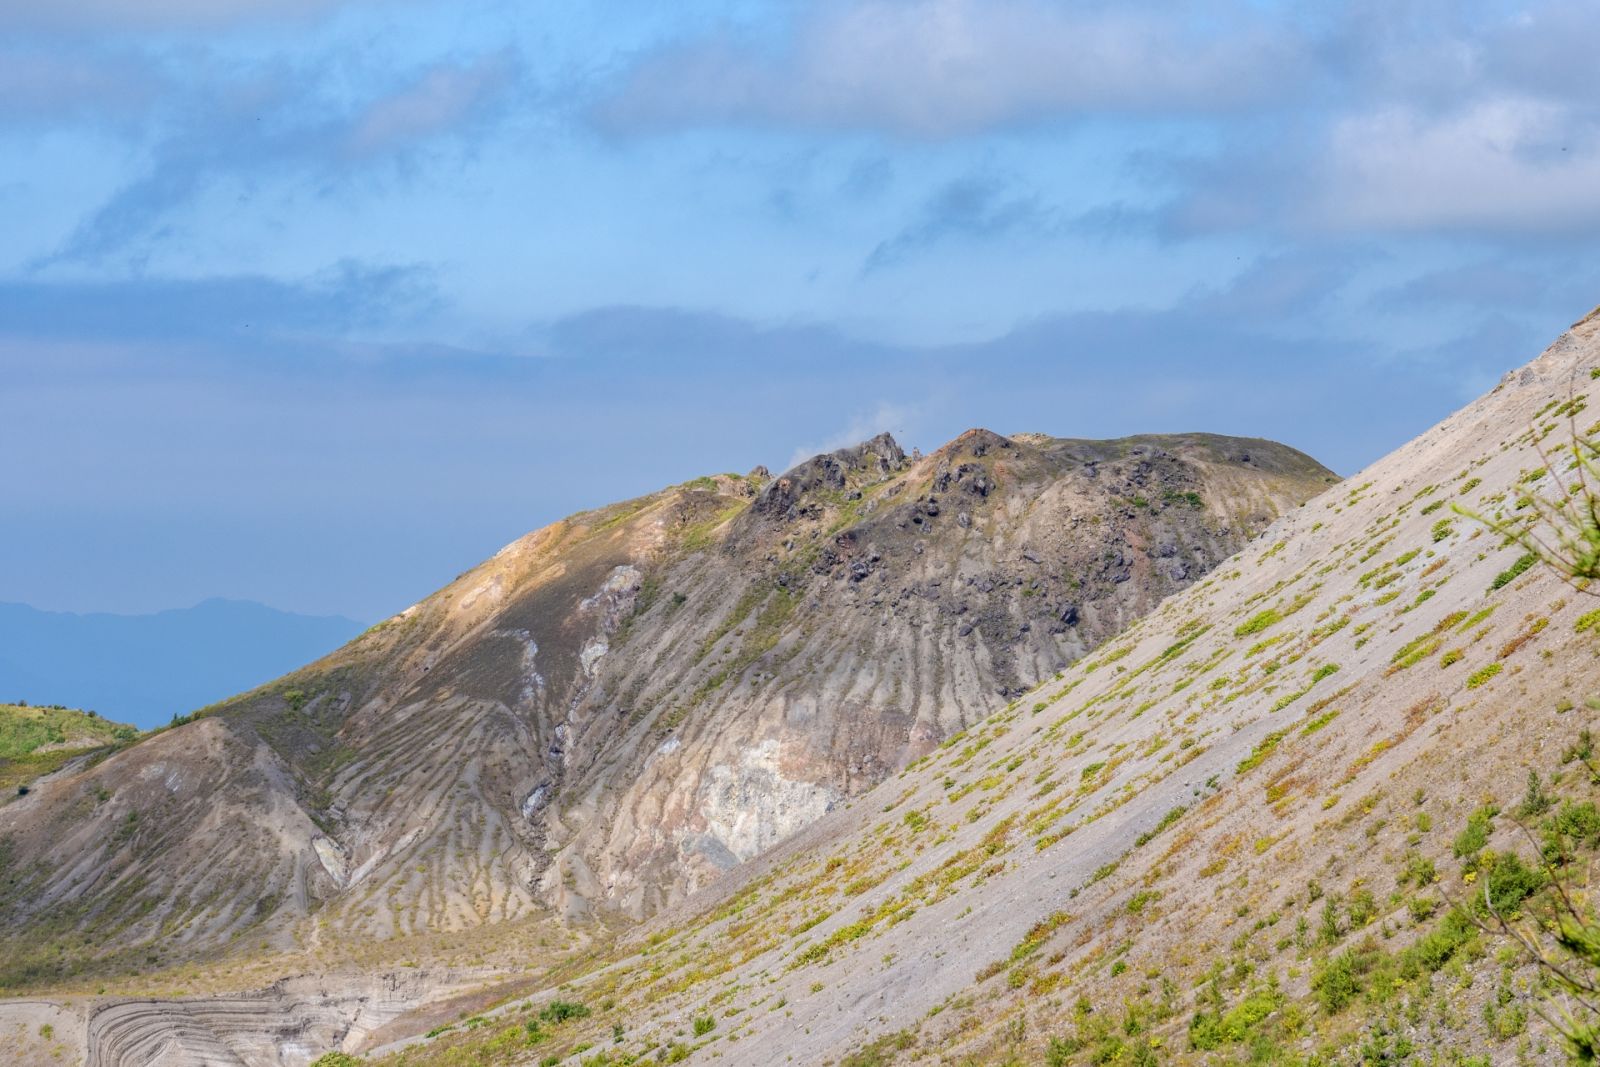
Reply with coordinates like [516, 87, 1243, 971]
[1235, 609, 1282, 638]
[1488, 552, 1538, 591]
[1466, 663, 1503, 688]
[540, 1000, 591, 1024]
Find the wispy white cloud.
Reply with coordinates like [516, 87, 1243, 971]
[1311, 98, 1600, 234]
[1167, 95, 1600, 239]
[345, 53, 515, 159]
[594, 0, 1600, 246]
[45, 50, 518, 262]
[596, 0, 1304, 138]
[1161, 2, 1600, 239]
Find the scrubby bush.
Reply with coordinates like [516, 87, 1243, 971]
[1189, 982, 1283, 1049]
[1453, 805, 1496, 859]
[1312, 950, 1362, 1013]
[1487, 552, 1538, 591]
[1543, 800, 1600, 864]
[1476, 851, 1546, 918]
[540, 1000, 590, 1024]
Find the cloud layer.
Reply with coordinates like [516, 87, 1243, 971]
[44, 50, 516, 262]
[0, 0, 363, 31]
[4, 0, 1600, 620]
[597, 0, 1302, 138]
[594, 0, 1600, 240]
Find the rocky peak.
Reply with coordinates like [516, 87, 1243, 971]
[939, 427, 1015, 458]
[751, 432, 908, 522]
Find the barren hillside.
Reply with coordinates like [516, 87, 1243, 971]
[0, 428, 1330, 1004]
[380, 309, 1600, 1065]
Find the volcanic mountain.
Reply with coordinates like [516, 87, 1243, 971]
[0, 429, 1332, 989]
[373, 304, 1600, 1066]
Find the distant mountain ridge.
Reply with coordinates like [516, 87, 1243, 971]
[0, 599, 364, 729]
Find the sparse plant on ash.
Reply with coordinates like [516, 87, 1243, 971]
[1458, 377, 1600, 590]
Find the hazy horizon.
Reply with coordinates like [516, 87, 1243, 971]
[0, 598, 366, 728]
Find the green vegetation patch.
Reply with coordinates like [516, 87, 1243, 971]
[0, 704, 138, 798]
[1488, 552, 1539, 592]
[1234, 609, 1282, 639]
[1452, 805, 1497, 858]
[1190, 983, 1285, 1050]
[1301, 710, 1339, 735]
[1135, 805, 1187, 847]
[539, 1000, 592, 1024]
[1466, 663, 1503, 689]
[1010, 910, 1073, 962]
[1237, 729, 1288, 775]
[0, 704, 136, 761]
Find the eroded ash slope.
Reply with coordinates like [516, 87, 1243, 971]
[392, 307, 1600, 1065]
[0, 428, 1332, 984]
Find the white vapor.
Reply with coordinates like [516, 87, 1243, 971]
[786, 402, 916, 470]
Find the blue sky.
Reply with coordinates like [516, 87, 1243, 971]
[3, 0, 1599, 621]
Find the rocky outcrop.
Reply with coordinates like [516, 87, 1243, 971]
[751, 432, 908, 522]
[82, 971, 458, 1067]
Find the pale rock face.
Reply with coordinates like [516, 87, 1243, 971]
[519, 638, 544, 702]
[492, 628, 546, 704]
[521, 783, 550, 820]
[577, 565, 641, 676]
[312, 836, 349, 888]
[457, 574, 504, 612]
[74, 970, 481, 1067]
[578, 638, 609, 676]
[584, 564, 643, 607]
[136, 760, 190, 795]
[692, 738, 842, 871]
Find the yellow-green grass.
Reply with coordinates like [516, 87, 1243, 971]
[0, 703, 138, 798]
